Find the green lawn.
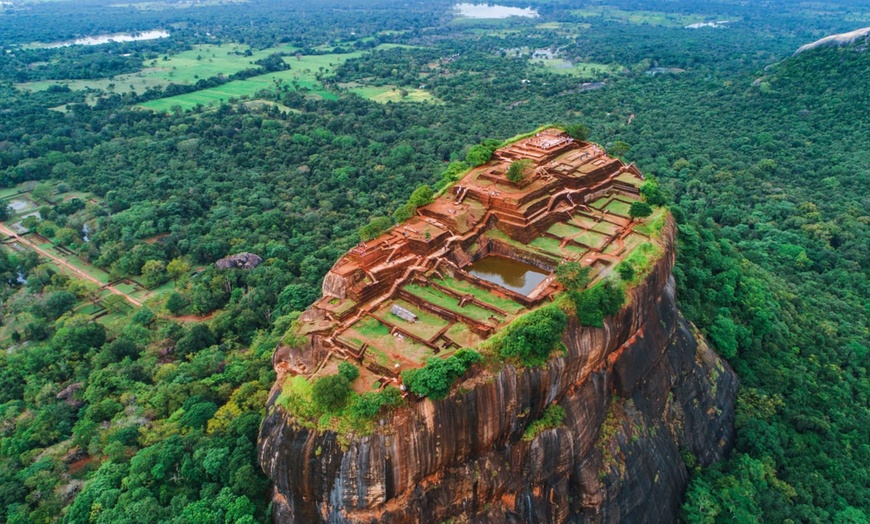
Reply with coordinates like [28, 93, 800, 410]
[574, 230, 609, 249]
[349, 85, 437, 103]
[375, 299, 449, 341]
[570, 213, 601, 230]
[432, 277, 525, 315]
[604, 199, 632, 218]
[139, 49, 378, 111]
[529, 236, 565, 257]
[590, 197, 610, 209]
[403, 284, 502, 323]
[564, 244, 588, 257]
[534, 59, 616, 79]
[16, 43, 298, 94]
[592, 220, 621, 235]
[633, 207, 668, 236]
[546, 222, 584, 239]
[571, 7, 713, 27]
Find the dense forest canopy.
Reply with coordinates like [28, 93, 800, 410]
[0, 0, 867, 522]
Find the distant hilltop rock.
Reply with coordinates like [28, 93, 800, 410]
[215, 252, 262, 270]
[795, 26, 870, 55]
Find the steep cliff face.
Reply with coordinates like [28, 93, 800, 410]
[258, 221, 738, 523]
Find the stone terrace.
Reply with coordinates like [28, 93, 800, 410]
[282, 129, 650, 392]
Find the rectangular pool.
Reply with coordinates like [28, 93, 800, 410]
[467, 255, 549, 296]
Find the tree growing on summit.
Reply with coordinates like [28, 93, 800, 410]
[312, 373, 351, 411]
[629, 201, 653, 219]
[506, 159, 533, 183]
[640, 180, 667, 206]
[466, 144, 493, 167]
[610, 140, 631, 158]
[338, 361, 360, 382]
[565, 124, 590, 141]
[555, 261, 591, 291]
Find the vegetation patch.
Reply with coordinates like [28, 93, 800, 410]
[401, 349, 482, 400]
[350, 85, 437, 103]
[571, 7, 714, 27]
[522, 404, 567, 441]
[534, 58, 616, 79]
[485, 304, 567, 367]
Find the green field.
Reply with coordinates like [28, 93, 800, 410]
[571, 7, 715, 27]
[535, 59, 615, 79]
[140, 49, 384, 111]
[16, 43, 298, 94]
[349, 85, 437, 103]
[529, 236, 564, 257]
[592, 220, 621, 235]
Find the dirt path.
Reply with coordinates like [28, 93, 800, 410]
[0, 224, 142, 307]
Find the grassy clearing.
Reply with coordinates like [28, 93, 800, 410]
[343, 315, 433, 364]
[16, 43, 298, 94]
[534, 58, 615, 79]
[571, 7, 713, 27]
[349, 85, 437, 103]
[140, 49, 380, 111]
[564, 244, 588, 257]
[570, 213, 600, 230]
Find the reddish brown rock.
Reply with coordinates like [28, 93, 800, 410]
[258, 219, 737, 523]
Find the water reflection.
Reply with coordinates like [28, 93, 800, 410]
[468, 255, 548, 296]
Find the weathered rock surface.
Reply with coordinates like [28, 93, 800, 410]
[215, 252, 263, 270]
[258, 221, 738, 523]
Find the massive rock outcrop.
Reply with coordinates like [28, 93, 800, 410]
[258, 219, 738, 523]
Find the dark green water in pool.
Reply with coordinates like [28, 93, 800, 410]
[468, 255, 548, 296]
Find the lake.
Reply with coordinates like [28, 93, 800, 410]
[40, 30, 170, 49]
[454, 3, 538, 19]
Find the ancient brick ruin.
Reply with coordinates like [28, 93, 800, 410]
[282, 128, 651, 391]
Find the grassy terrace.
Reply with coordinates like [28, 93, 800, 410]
[403, 283, 504, 323]
[432, 276, 526, 315]
[374, 299, 449, 341]
[529, 236, 564, 257]
[444, 323, 482, 348]
[604, 199, 632, 217]
[547, 222, 583, 238]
